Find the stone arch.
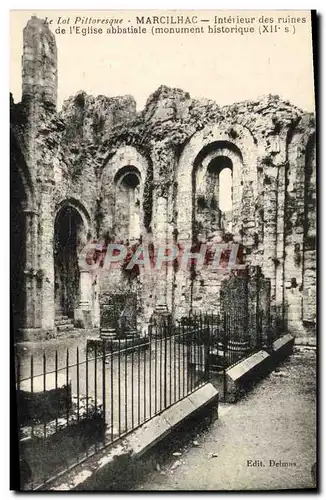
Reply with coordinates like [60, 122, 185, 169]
[53, 199, 91, 321]
[55, 197, 91, 240]
[284, 120, 316, 333]
[114, 166, 142, 241]
[100, 145, 151, 240]
[176, 123, 257, 242]
[193, 143, 242, 238]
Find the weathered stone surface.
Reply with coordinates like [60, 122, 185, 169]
[227, 350, 271, 382]
[272, 333, 295, 362]
[11, 16, 316, 343]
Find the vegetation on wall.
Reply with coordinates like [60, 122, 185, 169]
[143, 168, 153, 231]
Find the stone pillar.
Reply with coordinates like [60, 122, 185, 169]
[262, 165, 278, 325]
[247, 267, 259, 348]
[173, 195, 193, 319]
[284, 136, 307, 335]
[75, 270, 93, 328]
[79, 270, 91, 309]
[275, 163, 286, 320]
[241, 183, 256, 245]
[23, 209, 39, 329]
[154, 195, 169, 307]
[302, 135, 316, 326]
[22, 16, 58, 107]
[38, 179, 56, 332]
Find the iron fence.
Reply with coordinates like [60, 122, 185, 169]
[173, 309, 268, 370]
[15, 309, 275, 490]
[16, 319, 208, 490]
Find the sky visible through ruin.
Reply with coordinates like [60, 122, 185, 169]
[10, 10, 315, 113]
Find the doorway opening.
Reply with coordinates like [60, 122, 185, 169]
[54, 206, 83, 319]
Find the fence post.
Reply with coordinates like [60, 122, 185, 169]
[102, 340, 106, 432]
[205, 313, 210, 381]
[223, 311, 228, 401]
[260, 311, 264, 350]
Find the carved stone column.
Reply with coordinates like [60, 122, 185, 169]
[262, 164, 279, 326]
[38, 178, 56, 332]
[75, 269, 93, 328]
[22, 209, 39, 330]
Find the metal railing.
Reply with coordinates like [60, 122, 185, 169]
[16, 319, 208, 490]
[174, 310, 267, 370]
[15, 309, 276, 490]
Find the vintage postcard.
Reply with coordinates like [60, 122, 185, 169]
[10, 9, 317, 491]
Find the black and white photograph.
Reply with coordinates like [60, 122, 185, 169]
[10, 9, 317, 491]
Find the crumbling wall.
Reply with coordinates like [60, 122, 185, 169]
[11, 17, 316, 341]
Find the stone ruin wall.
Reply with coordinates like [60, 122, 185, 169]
[10, 17, 316, 341]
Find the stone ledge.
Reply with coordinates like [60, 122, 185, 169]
[272, 333, 294, 363]
[129, 383, 219, 459]
[126, 414, 171, 457]
[225, 350, 272, 403]
[49, 383, 218, 491]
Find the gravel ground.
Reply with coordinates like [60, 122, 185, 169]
[130, 346, 317, 492]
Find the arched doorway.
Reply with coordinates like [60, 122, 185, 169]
[54, 206, 84, 319]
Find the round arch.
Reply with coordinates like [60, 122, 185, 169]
[54, 197, 91, 236]
[114, 165, 141, 187]
[176, 123, 258, 241]
[101, 145, 148, 186]
[100, 146, 150, 239]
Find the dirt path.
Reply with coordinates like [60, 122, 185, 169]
[135, 346, 316, 491]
